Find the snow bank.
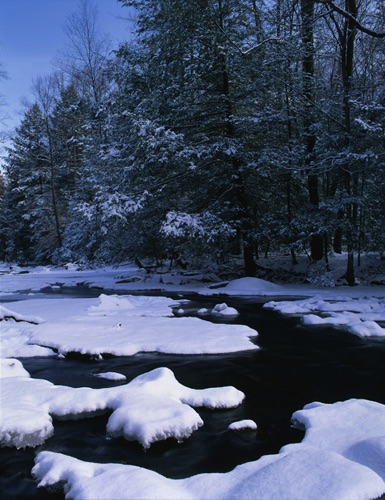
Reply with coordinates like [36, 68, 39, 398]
[1, 358, 30, 378]
[0, 304, 43, 324]
[2, 296, 258, 358]
[29, 315, 258, 356]
[202, 277, 284, 296]
[264, 297, 385, 338]
[0, 305, 56, 358]
[32, 398, 385, 500]
[288, 399, 385, 482]
[0, 363, 244, 449]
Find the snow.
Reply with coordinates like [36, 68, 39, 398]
[94, 371, 127, 381]
[1, 262, 385, 499]
[29, 315, 258, 356]
[264, 296, 385, 338]
[1, 261, 384, 298]
[0, 363, 244, 449]
[88, 294, 179, 317]
[1, 296, 258, 358]
[0, 304, 43, 324]
[211, 303, 239, 317]
[1, 358, 30, 378]
[31, 398, 385, 499]
[201, 277, 285, 296]
[227, 419, 257, 431]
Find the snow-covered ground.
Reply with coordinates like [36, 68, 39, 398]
[1, 261, 385, 499]
[1, 257, 384, 298]
[30, 397, 385, 499]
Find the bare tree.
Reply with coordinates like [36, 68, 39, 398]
[32, 74, 63, 247]
[0, 60, 9, 141]
[56, 0, 111, 106]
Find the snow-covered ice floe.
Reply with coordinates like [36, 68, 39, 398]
[227, 419, 257, 431]
[32, 398, 385, 500]
[0, 360, 244, 449]
[1, 295, 258, 358]
[264, 296, 385, 338]
[29, 315, 258, 356]
[211, 303, 239, 317]
[94, 372, 127, 381]
[0, 305, 56, 358]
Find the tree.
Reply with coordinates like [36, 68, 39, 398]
[32, 74, 64, 248]
[2, 104, 53, 261]
[314, 0, 385, 284]
[0, 59, 9, 142]
[57, 0, 111, 107]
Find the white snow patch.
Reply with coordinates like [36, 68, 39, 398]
[0, 363, 244, 449]
[202, 277, 284, 296]
[29, 315, 258, 356]
[227, 419, 257, 431]
[0, 305, 56, 358]
[264, 297, 385, 338]
[0, 305, 43, 324]
[94, 372, 127, 382]
[0, 358, 30, 378]
[211, 303, 239, 317]
[88, 294, 179, 317]
[1, 296, 258, 358]
[32, 398, 385, 500]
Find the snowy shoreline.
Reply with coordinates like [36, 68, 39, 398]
[1, 263, 385, 499]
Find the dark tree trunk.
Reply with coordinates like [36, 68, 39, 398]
[333, 211, 344, 253]
[340, 0, 358, 285]
[243, 245, 257, 277]
[301, 0, 323, 261]
[217, 17, 257, 276]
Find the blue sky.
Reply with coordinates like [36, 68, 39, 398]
[0, 0, 130, 135]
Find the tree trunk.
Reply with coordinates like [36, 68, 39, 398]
[46, 120, 62, 248]
[301, 0, 323, 261]
[340, 0, 358, 285]
[217, 16, 257, 276]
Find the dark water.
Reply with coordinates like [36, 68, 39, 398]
[1, 294, 385, 499]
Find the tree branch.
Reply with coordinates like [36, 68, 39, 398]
[317, 0, 385, 38]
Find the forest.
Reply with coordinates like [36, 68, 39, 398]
[0, 0, 384, 286]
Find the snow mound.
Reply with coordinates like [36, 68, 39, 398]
[1, 358, 30, 378]
[227, 419, 257, 431]
[346, 320, 385, 337]
[0, 362, 244, 449]
[94, 372, 127, 381]
[289, 399, 385, 457]
[88, 294, 179, 317]
[211, 303, 239, 317]
[264, 297, 385, 338]
[209, 277, 284, 295]
[32, 398, 385, 500]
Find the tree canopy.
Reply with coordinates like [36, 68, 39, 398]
[1, 0, 384, 284]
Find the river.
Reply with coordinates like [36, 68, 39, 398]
[1, 293, 385, 499]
